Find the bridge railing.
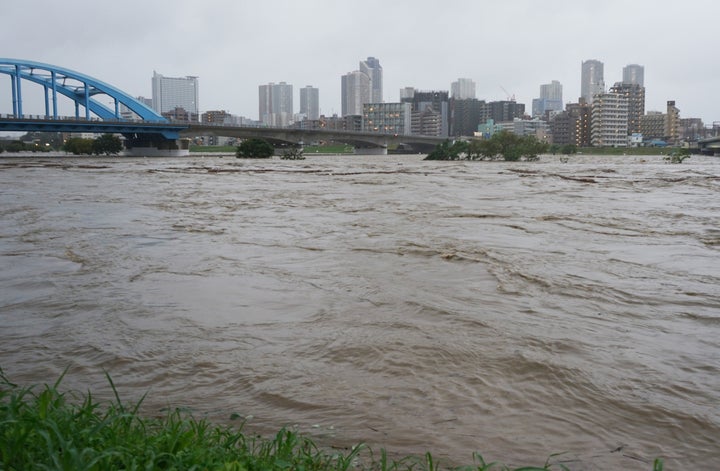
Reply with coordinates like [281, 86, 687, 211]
[0, 114, 186, 126]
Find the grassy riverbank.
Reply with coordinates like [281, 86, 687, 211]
[575, 146, 679, 156]
[0, 371, 664, 470]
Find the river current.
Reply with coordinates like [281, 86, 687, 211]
[1, 153, 719, 469]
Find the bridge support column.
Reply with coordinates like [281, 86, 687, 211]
[356, 147, 388, 155]
[124, 134, 190, 157]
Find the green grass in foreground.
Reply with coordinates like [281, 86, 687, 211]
[0, 370, 664, 471]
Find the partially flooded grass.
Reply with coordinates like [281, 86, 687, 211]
[0, 369, 663, 470]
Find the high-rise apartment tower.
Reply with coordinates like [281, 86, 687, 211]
[451, 78, 476, 100]
[581, 60, 604, 104]
[341, 71, 371, 116]
[299, 86, 320, 121]
[259, 82, 293, 127]
[622, 64, 645, 86]
[359, 57, 383, 103]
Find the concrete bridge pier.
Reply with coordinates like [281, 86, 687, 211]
[355, 146, 388, 155]
[124, 134, 190, 157]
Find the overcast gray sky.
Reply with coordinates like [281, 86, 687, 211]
[2, 0, 719, 124]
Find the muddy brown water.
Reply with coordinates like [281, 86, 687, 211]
[1, 154, 719, 469]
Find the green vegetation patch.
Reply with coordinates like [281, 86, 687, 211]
[425, 131, 548, 162]
[190, 145, 237, 153]
[0, 370, 664, 470]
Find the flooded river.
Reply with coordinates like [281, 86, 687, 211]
[1, 153, 719, 469]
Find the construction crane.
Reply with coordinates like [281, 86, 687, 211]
[500, 86, 516, 102]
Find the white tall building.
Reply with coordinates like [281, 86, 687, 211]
[151, 71, 199, 115]
[359, 57, 383, 103]
[259, 82, 293, 127]
[451, 78, 476, 100]
[299, 86, 320, 120]
[581, 59, 604, 104]
[590, 92, 629, 147]
[622, 64, 645, 86]
[341, 71, 371, 116]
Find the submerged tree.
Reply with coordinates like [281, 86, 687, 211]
[236, 138, 274, 158]
[92, 134, 123, 155]
[428, 131, 549, 161]
[665, 148, 691, 164]
[280, 145, 305, 160]
[424, 140, 469, 160]
[63, 138, 94, 155]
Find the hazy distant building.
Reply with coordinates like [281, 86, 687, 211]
[259, 82, 293, 127]
[341, 70, 371, 117]
[359, 57, 383, 103]
[610, 82, 645, 135]
[622, 64, 645, 86]
[362, 102, 412, 135]
[591, 92, 629, 147]
[399, 87, 415, 100]
[581, 60, 604, 104]
[299, 86, 320, 121]
[152, 72, 199, 120]
[532, 80, 563, 117]
[120, 96, 153, 120]
[680, 118, 706, 142]
[451, 78, 476, 100]
[495, 117, 549, 140]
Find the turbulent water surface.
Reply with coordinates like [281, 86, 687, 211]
[1, 153, 719, 469]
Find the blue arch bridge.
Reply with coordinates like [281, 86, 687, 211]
[0, 59, 444, 156]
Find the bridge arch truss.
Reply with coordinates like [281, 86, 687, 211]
[0, 58, 166, 123]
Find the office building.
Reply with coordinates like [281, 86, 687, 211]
[487, 100, 525, 123]
[360, 57, 383, 103]
[581, 60, 604, 104]
[151, 72, 199, 121]
[341, 70, 371, 116]
[362, 102, 412, 135]
[299, 86, 320, 121]
[622, 64, 644, 86]
[259, 82, 293, 127]
[590, 92, 629, 147]
[451, 78, 476, 100]
[450, 99, 486, 136]
[403, 90, 450, 136]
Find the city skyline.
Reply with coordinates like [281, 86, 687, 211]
[1, 0, 719, 125]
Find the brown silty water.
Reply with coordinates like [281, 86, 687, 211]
[1, 154, 719, 470]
